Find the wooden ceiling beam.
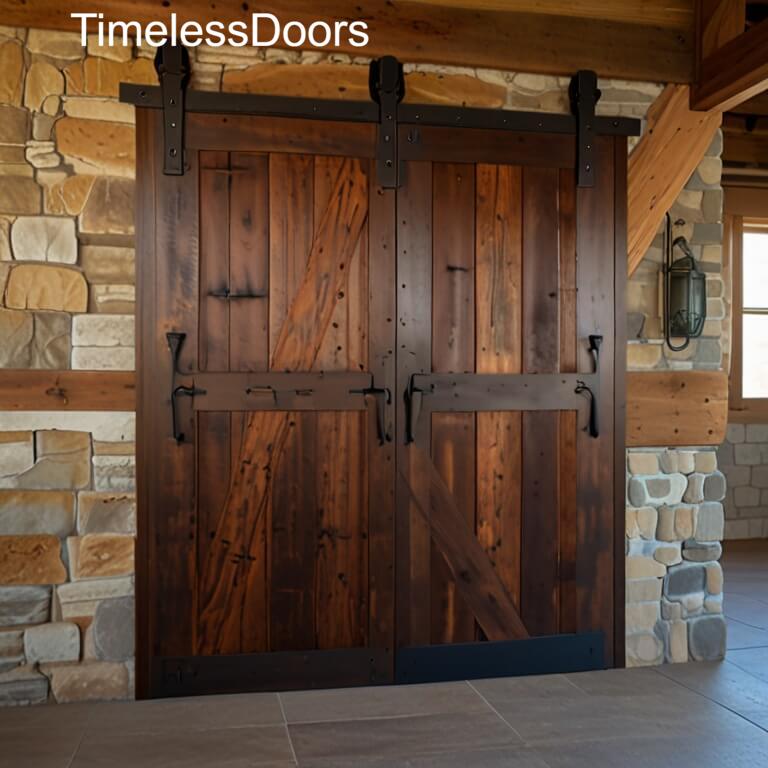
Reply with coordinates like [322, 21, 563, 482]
[0, 0, 694, 83]
[627, 84, 721, 276]
[692, 13, 768, 111]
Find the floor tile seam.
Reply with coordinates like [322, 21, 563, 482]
[278, 693, 300, 767]
[654, 665, 768, 736]
[465, 680, 525, 743]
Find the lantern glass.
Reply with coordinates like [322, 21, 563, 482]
[668, 256, 706, 339]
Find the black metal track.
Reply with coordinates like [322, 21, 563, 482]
[120, 83, 640, 137]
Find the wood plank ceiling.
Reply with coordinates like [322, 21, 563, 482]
[0, 0, 695, 82]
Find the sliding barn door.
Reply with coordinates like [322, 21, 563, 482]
[393, 128, 625, 677]
[136, 107, 625, 698]
[136, 111, 396, 697]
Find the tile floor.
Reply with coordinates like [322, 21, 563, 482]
[1, 540, 767, 768]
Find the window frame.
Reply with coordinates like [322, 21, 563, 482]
[727, 189, 768, 423]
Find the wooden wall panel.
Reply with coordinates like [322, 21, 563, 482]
[626, 370, 728, 446]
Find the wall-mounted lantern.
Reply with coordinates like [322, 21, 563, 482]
[663, 214, 707, 351]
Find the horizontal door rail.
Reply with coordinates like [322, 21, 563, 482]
[120, 83, 640, 138]
[188, 371, 372, 411]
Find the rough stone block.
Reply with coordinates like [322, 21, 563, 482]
[694, 452, 717, 474]
[67, 534, 134, 580]
[5, 264, 87, 312]
[746, 425, 768, 442]
[55, 118, 135, 177]
[703, 471, 726, 502]
[89, 284, 135, 314]
[0, 412, 134, 443]
[735, 486, 760, 507]
[0, 431, 34, 478]
[706, 563, 723, 595]
[696, 502, 724, 542]
[0, 490, 76, 536]
[0, 308, 71, 369]
[93, 596, 134, 661]
[41, 660, 129, 703]
[71, 346, 135, 371]
[653, 544, 682, 566]
[626, 555, 666, 579]
[684, 474, 705, 503]
[705, 595, 723, 613]
[726, 424, 746, 443]
[735, 444, 762, 466]
[10, 216, 77, 263]
[661, 598, 683, 621]
[79, 245, 134, 284]
[0, 535, 67, 585]
[0, 585, 51, 625]
[682, 539, 722, 562]
[626, 632, 664, 667]
[62, 97, 135, 124]
[0, 175, 40, 216]
[636, 507, 657, 540]
[627, 342, 662, 370]
[0, 664, 48, 705]
[752, 467, 768, 489]
[725, 465, 751, 487]
[72, 314, 134, 347]
[626, 578, 662, 603]
[2, 430, 91, 491]
[92, 456, 135, 492]
[626, 507, 639, 539]
[81, 56, 157, 99]
[683, 592, 705, 616]
[27, 29, 83, 59]
[77, 492, 136, 534]
[0, 39, 23, 106]
[688, 615, 726, 661]
[628, 452, 659, 475]
[0, 105, 29, 144]
[665, 563, 706, 598]
[628, 477, 647, 507]
[24, 622, 80, 663]
[626, 602, 659, 632]
[667, 619, 688, 663]
[79, 177, 135, 235]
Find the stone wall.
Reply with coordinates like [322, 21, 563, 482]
[719, 424, 768, 539]
[625, 448, 726, 666]
[0, 26, 725, 704]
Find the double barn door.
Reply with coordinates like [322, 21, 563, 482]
[136, 106, 626, 698]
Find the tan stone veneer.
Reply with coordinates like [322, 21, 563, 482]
[0, 25, 723, 704]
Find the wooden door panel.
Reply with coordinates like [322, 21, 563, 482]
[138, 108, 624, 695]
[396, 152, 618, 656]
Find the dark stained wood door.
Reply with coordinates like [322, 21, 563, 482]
[394, 129, 625, 671]
[136, 109, 626, 698]
[136, 111, 396, 697]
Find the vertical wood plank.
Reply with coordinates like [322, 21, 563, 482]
[196, 152, 233, 653]
[230, 151, 270, 653]
[134, 107, 158, 698]
[268, 152, 316, 653]
[367, 176, 396, 663]
[396, 161, 433, 648]
[558, 168, 578, 635]
[152, 139, 200, 658]
[613, 136, 628, 666]
[313, 156, 369, 650]
[576, 137, 616, 665]
[430, 162, 475, 644]
[475, 164, 523, 616]
[521, 166, 560, 637]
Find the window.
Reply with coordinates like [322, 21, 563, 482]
[730, 216, 768, 420]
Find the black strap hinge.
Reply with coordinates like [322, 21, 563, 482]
[369, 56, 405, 189]
[569, 70, 601, 188]
[154, 43, 190, 176]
